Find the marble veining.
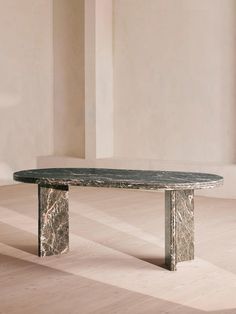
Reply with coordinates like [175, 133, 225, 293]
[38, 184, 69, 257]
[13, 168, 223, 270]
[165, 190, 177, 271]
[14, 168, 223, 191]
[176, 190, 194, 263]
[165, 190, 194, 270]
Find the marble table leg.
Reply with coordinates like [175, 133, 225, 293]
[38, 184, 69, 257]
[165, 189, 194, 271]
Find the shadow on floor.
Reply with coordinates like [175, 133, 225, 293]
[138, 256, 167, 269]
[0, 218, 168, 270]
[0, 221, 38, 255]
[0, 253, 209, 314]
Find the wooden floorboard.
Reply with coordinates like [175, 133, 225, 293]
[0, 184, 236, 313]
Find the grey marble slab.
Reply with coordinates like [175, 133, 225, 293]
[13, 168, 223, 190]
[165, 190, 194, 271]
[38, 184, 69, 257]
[12, 168, 223, 270]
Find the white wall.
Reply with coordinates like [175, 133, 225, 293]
[0, 0, 53, 182]
[113, 0, 236, 164]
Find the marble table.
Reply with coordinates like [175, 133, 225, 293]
[13, 168, 223, 271]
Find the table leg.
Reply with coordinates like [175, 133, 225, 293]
[165, 189, 194, 271]
[38, 184, 69, 257]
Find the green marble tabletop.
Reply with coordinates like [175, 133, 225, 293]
[13, 168, 223, 191]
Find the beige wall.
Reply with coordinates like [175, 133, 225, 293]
[37, 0, 236, 198]
[85, 0, 113, 159]
[0, 0, 53, 183]
[2, 0, 235, 198]
[95, 0, 114, 158]
[53, 0, 85, 157]
[113, 0, 236, 163]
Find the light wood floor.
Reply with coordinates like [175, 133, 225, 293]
[0, 184, 236, 314]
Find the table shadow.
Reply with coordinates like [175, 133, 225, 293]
[0, 221, 38, 255]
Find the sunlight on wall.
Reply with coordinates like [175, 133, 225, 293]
[0, 1, 53, 184]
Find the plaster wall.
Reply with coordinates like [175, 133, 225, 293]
[85, 0, 113, 159]
[0, 0, 53, 183]
[53, 0, 85, 157]
[113, 0, 236, 163]
[95, 0, 114, 158]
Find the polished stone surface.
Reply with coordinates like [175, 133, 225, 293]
[14, 168, 223, 190]
[38, 184, 69, 257]
[165, 190, 194, 271]
[13, 168, 223, 270]
[176, 190, 194, 263]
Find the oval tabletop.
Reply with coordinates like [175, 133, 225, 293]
[13, 168, 223, 191]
